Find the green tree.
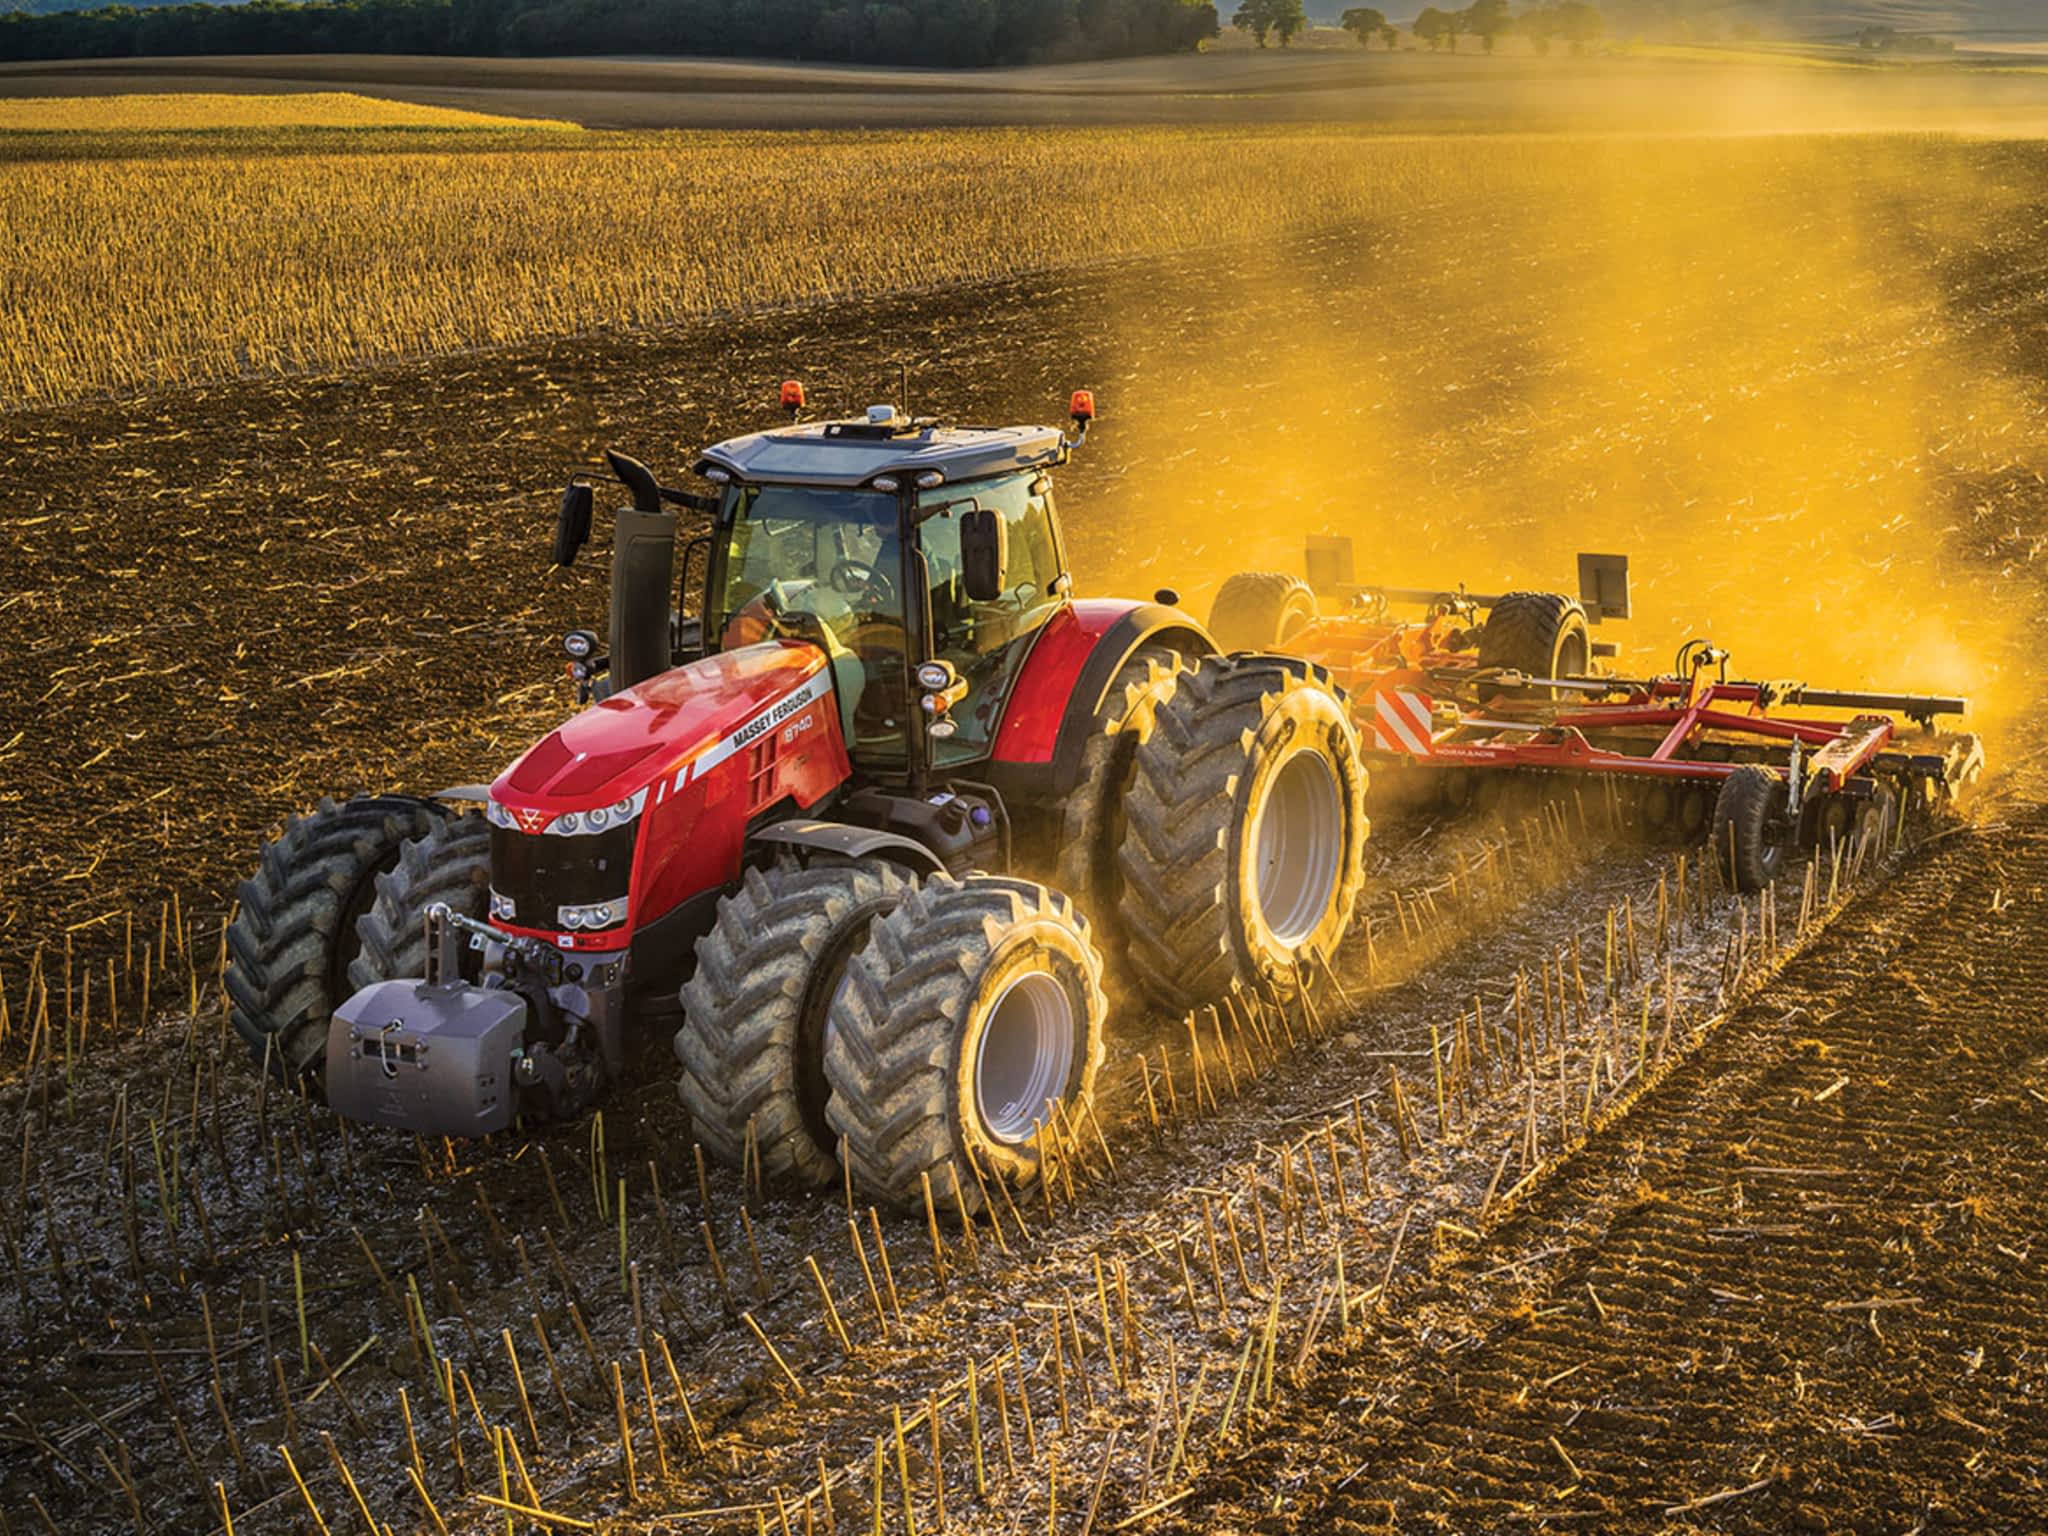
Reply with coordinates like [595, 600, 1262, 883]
[1521, 3, 1555, 54]
[1232, 0, 1302, 47]
[1339, 6, 1385, 46]
[1413, 4, 1447, 48]
[1554, 0, 1601, 53]
[1231, 0, 1271, 45]
[1464, 0, 1510, 52]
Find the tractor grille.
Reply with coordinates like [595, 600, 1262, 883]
[489, 821, 637, 930]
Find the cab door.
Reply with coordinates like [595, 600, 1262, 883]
[914, 470, 1069, 769]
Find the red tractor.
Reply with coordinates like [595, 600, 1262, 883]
[226, 390, 1371, 1210]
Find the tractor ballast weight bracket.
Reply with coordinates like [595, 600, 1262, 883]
[326, 977, 525, 1139]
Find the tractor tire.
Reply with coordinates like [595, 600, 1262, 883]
[226, 794, 447, 1087]
[1207, 572, 1318, 655]
[1711, 765, 1793, 894]
[1051, 644, 1186, 976]
[347, 814, 493, 989]
[1117, 655, 1369, 1014]
[1477, 591, 1590, 694]
[676, 857, 915, 1189]
[824, 875, 1106, 1214]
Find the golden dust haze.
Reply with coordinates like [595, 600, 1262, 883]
[1086, 129, 2047, 756]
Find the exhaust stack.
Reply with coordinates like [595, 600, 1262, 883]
[605, 451, 676, 692]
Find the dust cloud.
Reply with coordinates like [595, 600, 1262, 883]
[1067, 127, 2047, 751]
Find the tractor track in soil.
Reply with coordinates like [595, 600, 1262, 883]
[1154, 799, 2048, 1535]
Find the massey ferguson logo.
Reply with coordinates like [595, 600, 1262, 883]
[517, 807, 548, 834]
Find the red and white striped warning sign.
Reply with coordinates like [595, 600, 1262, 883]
[1372, 688, 1435, 756]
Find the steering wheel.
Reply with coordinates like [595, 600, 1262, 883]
[828, 559, 895, 609]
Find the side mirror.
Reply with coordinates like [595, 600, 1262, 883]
[960, 507, 1007, 603]
[553, 482, 594, 567]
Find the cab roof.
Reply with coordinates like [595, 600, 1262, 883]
[695, 410, 1068, 491]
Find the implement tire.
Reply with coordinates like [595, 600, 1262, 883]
[677, 857, 914, 1189]
[1051, 644, 1186, 978]
[825, 875, 1106, 1213]
[1711, 764, 1793, 894]
[226, 794, 446, 1088]
[1477, 591, 1590, 695]
[1117, 655, 1368, 1014]
[1208, 572, 1318, 655]
[347, 814, 492, 988]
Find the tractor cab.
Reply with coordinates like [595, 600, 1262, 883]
[560, 389, 1096, 789]
[694, 402, 1076, 777]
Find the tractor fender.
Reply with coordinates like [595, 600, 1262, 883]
[991, 600, 1215, 796]
[750, 819, 947, 878]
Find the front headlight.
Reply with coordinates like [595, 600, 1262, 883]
[545, 787, 648, 837]
[487, 786, 650, 837]
[556, 897, 628, 931]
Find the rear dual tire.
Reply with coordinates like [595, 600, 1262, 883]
[1117, 655, 1369, 1014]
[1050, 643, 1187, 981]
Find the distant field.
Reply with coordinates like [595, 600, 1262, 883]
[8, 49, 2048, 407]
[7, 47, 2048, 130]
[0, 124, 1572, 406]
[0, 88, 577, 130]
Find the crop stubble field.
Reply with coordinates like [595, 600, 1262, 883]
[4, 86, 2048, 1534]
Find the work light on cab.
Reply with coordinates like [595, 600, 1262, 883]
[780, 379, 805, 417]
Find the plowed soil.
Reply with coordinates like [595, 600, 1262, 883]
[1159, 806, 2048, 1534]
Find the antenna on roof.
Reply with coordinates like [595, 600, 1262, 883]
[900, 359, 910, 421]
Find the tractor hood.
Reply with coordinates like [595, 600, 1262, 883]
[492, 641, 833, 819]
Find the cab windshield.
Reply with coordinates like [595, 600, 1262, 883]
[709, 483, 911, 768]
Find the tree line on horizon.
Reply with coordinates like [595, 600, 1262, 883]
[1231, 0, 1601, 52]
[0, 0, 1221, 66]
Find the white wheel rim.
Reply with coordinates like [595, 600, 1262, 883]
[1253, 748, 1344, 947]
[973, 970, 1076, 1145]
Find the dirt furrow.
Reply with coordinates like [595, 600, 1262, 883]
[1156, 804, 2048, 1535]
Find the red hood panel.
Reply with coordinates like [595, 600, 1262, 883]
[495, 641, 829, 811]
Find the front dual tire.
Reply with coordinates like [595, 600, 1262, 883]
[676, 865, 1106, 1213]
[824, 875, 1106, 1214]
[676, 857, 915, 1188]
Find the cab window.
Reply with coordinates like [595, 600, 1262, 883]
[710, 483, 912, 769]
[917, 470, 1067, 766]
